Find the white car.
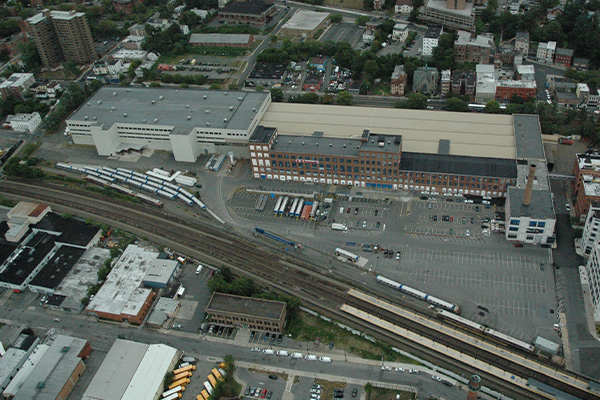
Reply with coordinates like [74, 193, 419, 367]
[408, 369, 420, 374]
[394, 367, 405, 372]
[566, 204, 571, 211]
[432, 375, 442, 382]
[251, 347, 262, 352]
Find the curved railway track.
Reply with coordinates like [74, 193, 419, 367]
[1, 179, 597, 400]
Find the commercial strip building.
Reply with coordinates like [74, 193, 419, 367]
[26, 10, 97, 69]
[189, 33, 255, 48]
[82, 339, 179, 400]
[206, 292, 287, 332]
[280, 10, 329, 39]
[12, 335, 92, 400]
[0, 332, 39, 393]
[5, 112, 42, 133]
[218, 0, 277, 26]
[85, 244, 159, 324]
[66, 87, 271, 162]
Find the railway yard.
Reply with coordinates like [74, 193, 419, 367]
[1, 178, 598, 400]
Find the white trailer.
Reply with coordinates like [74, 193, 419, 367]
[310, 201, 319, 218]
[331, 223, 348, 231]
[274, 196, 283, 214]
[288, 198, 299, 217]
[278, 196, 289, 215]
[294, 198, 304, 218]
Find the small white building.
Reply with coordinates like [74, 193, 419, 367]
[395, 0, 413, 14]
[584, 242, 600, 322]
[516, 64, 535, 81]
[392, 23, 409, 42]
[107, 60, 123, 77]
[6, 112, 42, 133]
[112, 49, 148, 62]
[580, 203, 600, 256]
[363, 29, 375, 44]
[422, 25, 443, 57]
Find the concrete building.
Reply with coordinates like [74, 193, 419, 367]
[475, 64, 496, 104]
[440, 69, 451, 97]
[12, 335, 91, 400]
[26, 10, 97, 69]
[412, 66, 439, 94]
[280, 10, 329, 39]
[584, 240, 600, 322]
[454, 30, 493, 64]
[362, 29, 375, 44]
[128, 23, 146, 36]
[390, 65, 407, 96]
[572, 57, 590, 71]
[2, 344, 49, 398]
[0, 333, 39, 393]
[515, 31, 529, 55]
[516, 64, 535, 81]
[504, 116, 555, 246]
[395, 0, 413, 14]
[420, 0, 475, 31]
[451, 70, 476, 99]
[142, 258, 180, 289]
[111, 49, 148, 61]
[392, 23, 409, 42]
[536, 41, 556, 63]
[580, 203, 600, 256]
[0, 210, 100, 292]
[554, 47, 574, 68]
[82, 339, 179, 400]
[422, 25, 443, 56]
[495, 79, 536, 101]
[218, 0, 277, 26]
[66, 87, 271, 162]
[206, 292, 287, 332]
[0, 73, 35, 100]
[122, 35, 145, 50]
[189, 33, 255, 48]
[85, 245, 158, 324]
[6, 112, 42, 133]
[251, 106, 549, 199]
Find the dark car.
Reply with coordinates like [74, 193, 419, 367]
[245, 388, 251, 395]
[374, 209, 379, 216]
[354, 207, 359, 215]
[334, 393, 344, 398]
[269, 374, 278, 380]
[433, 215, 438, 222]
[352, 389, 358, 397]
[441, 380, 453, 387]
[347, 207, 351, 213]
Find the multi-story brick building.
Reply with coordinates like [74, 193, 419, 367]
[495, 80, 536, 101]
[249, 105, 539, 198]
[218, 0, 276, 26]
[390, 65, 407, 96]
[111, 0, 142, 15]
[206, 293, 287, 332]
[554, 47, 574, 68]
[454, 30, 493, 64]
[573, 153, 600, 218]
[27, 10, 97, 69]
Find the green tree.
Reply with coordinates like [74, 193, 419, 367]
[322, 94, 334, 104]
[444, 97, 469, 112]
[396, 93, 427, 109]
[210, 83, 221, 90]
[485, 100, 501, 113]
[355, 16, 369, 26]
[223, 354, 235, 376]
[336, 90, 353, 105]
[330, 14, 343, 24]
[220, 266, 234, 283]
[363, 383, 373, 400]
[270, 87, 284, 102]
[18, 41, 42, 72]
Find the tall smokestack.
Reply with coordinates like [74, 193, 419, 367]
[523, 164, 536, 206]
[467, 375, 481, 400]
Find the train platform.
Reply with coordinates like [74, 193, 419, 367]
[346, 289, 594, 396]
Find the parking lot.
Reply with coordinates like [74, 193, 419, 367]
[319, 22, 364, 50]
[228, 188, 558, 344]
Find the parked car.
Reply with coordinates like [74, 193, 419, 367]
[352, 389, 358, 397]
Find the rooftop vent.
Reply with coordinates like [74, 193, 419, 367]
[343, 144, 346, 148]
[253, 108, 257, 112]
[123, 113, 128, 117]
[97, 100, 102, 105]
[112, 92, 117, 96]
[224, 118, 228, 122]
[238, 97, 243, 101]
[87, 102, 91, 106]
[302, 142, 305, 145]
[205, 110, 210, 114]
[93, 116, 97, 120]
[151, 100, 156, 104]
[84, 116, 88, 120]
[126, 88, 130, 92]
[206, 122, 211, 126]
[186, 104, 190, 108]
[224, 92, 228, 95]
[142, 119, 146, 123]
[329, 143, 332, 147]
[187, 116, 191, 120]
[154, 118, 158, 123]
[159, 95, 164, 101]
[229, 106, 234, 111]
[316, 142, 318, 146]
[203, 95, 207, 99]
[111, 107, 116, 111]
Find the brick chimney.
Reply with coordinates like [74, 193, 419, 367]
[523, 164, 536, 206]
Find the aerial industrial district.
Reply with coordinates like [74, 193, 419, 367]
[1, 1, 600, 400]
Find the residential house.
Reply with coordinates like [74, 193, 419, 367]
[515, 31, 529, 55]
[451, 70, 476, 99]
[554, 48, 574, 68]
[392, 23, 409, 42]
[440, 69, 451, 97]
[573, 58, 590, 71]
[422, 25, 443, 56]
[547, 5, 563, 20]
[454, 30, 493, 63]
[537, 41, 556, 63]
[395, 0, 413, 14]
[390, 65, 407, 96]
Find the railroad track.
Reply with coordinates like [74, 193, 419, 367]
[1, 179, 597, 400]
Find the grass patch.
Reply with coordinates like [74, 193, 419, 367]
[248, 368, 288, 381]
[314, 379, 346, 400]
[370, 387, 416, 400]
[0, 197, 16, 208]
[286, 312, 416, 363]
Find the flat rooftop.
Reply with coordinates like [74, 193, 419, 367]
[260, 103, 517, 159]
[85, 245, 157, 316]
[54, 247, 108, 311]
[220, 0, 273, 15]
[82, 339, 148, 400]
[33, 213, 99, 248]
[0, 232, 57, 286]
[190, 33, 252, 45]
[425, 0, 473, 16]
[282, 10, 329, 31]
[207, 292, 286, 320]
[455, 30, 492, 47]
[28, 246, 85, 290]
[508, 187, 555, 220]
[68, 87, 269, 133]
[268, 133, 401, 156]
[400, 152, 516, 179]
[513, 114, 545, 161]
[143, 258, 179, 285]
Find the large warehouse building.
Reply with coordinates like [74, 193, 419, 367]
[67, 87, 271, 162]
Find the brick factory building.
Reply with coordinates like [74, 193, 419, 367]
[189, 33, 255, 48]
[206, 292, 287, 332]
[218, 0, 276, 26]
